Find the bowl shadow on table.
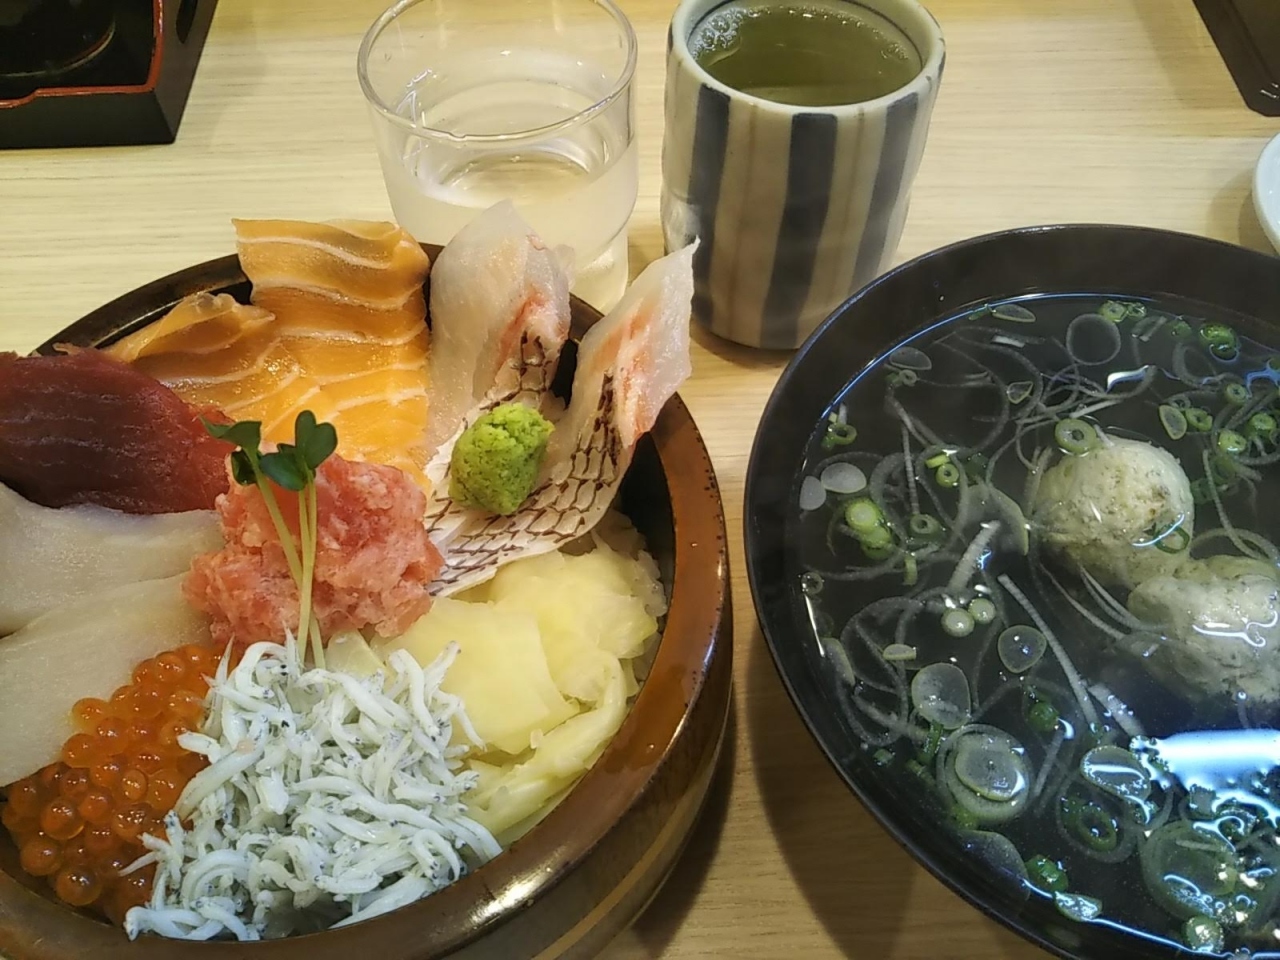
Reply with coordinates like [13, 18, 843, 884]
[744, 625, 1035, 959]
[620, 702, 739, 955]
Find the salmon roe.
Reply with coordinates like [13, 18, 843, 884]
[1, 643, 221, 921]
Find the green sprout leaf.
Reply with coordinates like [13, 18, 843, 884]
[229, 450, 257, 487]
[259, 451, 308, 492]
[300, 421, 338, 472]
[202, 417, 262, 452]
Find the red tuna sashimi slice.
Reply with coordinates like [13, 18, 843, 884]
[0, 350, 234, 514]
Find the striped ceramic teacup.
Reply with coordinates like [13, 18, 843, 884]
[662, 0, 945, 349]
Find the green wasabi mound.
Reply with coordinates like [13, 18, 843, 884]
[449, 403, 554, 516]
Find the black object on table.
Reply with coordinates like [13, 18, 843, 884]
[1196, 0, 1280, 117]
[0, 0, 218, 149]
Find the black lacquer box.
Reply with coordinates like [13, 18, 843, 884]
[1196, 0, 1280, 117]
[0, 0, 218, 149]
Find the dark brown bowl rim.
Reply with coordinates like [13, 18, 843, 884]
[0, 247, 729, 959]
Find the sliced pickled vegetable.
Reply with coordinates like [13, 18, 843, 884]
[799, 476, 826, 511]
[1183, 916, 1224, 954]
[860, 525, 893, 550]
[1218, 430, 1247, 455]
[1054, 418, 1098, 455]
[961, 831, 1030, 899]
[938, 726, 1029, 824]
[1170, 319, 1193, 338]
[819, 462, 867, 494]
[954, 737, 1026, 801]
[1026, 855, 1069, 893]
[1209, 341, 1238, 361]
[1063, 800, 1119, 852]
[1006, 381, 1034, 404]
[800, 571, 823, 596]
[862, 541, 895, 561]
[925, 452, 951, 469]
[889, 346, 933, 371]
[1067, 313, 1122, 365]
[1081, 746, 1151, 804]
[1159, 405, 1187, 441]
[1140, 821, 1240, 921]
[822, 421, 858, 450]
[1223, 382, 1249, 405]
[998, 626, 1046, 674]
[968, 597, 997, 624]
[908, 513, 944, 540]
[844, 498, 882, 533]
[942, 608, 976, 638]
[935, 463, 961, 487]
[993, 303, 1036, 323]
[1099, 301, 1128, 323]
[911, 664, 972, 730]
[1054, 892, 1103, 922]
[1249, 412, 1277, 439]
[1209, 453, 1237, 487]
[1200, 323, 1238, 348]
[1185, 408, 1213, 432]
[883, 643, 917, 662]
[1029, 700, 1059, 734]
[1154, 523, 1190, 554]
[963, 453, 989, 481]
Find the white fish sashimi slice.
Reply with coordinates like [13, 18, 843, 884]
[0, 576, 212, 786]
[429, 243, 696, 597]
[0, 482, 222, 634]
[423, 201, 573, 461]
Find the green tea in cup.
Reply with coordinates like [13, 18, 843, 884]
[661, 0, 944, 349]
[689, 0, 922, 107]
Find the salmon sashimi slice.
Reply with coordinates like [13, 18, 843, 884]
[425, 243, 696, 595]
[423, 202, 573, 461]
[106, 293, 274, 362]
[234, 218, 432, 465]
[106, 220, 433, 480]
[284, 332, 428, 384]
[233, 218, 433, 303]
[111, 297, 334, 440]
[0, 350, 234, 514]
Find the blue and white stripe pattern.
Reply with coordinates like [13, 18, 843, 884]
[661, 0, 945, 349]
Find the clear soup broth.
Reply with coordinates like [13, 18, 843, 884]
[794, 295, 1280, 956]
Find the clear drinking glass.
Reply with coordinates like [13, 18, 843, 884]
[358, 0, 638, 311]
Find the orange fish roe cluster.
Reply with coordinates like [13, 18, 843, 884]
[0, 643, 220, 923]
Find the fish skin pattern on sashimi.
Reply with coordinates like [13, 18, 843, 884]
[426, 243, 697, 596]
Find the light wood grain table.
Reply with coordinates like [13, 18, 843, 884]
[1, 1, 1277, 957]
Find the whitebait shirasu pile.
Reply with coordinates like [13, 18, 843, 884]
[123, 636, 500, 941]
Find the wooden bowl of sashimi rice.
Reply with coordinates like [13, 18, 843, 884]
[0, 215, 731, 960]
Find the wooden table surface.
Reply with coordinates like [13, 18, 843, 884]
[2, 1, 1278, 956]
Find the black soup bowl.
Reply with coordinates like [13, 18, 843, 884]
[745, 225, 1280, 960]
